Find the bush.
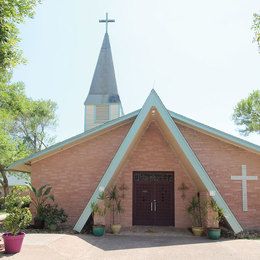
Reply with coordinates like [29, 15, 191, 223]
[5, 186, 31, 213]
[3, 207, 32, 235]
[28, 183, 54, 227]
[0, 197, 5, 210]
[187, 195, 207, 227]
[42, 204, 67, 229]
[3, 186, 32, 235]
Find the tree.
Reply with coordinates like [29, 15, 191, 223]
[232, 90, 260, 136]
[0, 0, 55, 197]
[0, 127, 28, 196]
[0, 0, 40, 74]
[0, 78, 57, 197]
[13, 98, 57, 152]
[252, 13, 260, 50]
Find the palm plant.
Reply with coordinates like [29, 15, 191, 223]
[27, 183, 54, 228]
[208, 198, 224, 227]
[91, 191, 107, 225]
[107, 185, 124, 225]
[187, 195, 206, 227]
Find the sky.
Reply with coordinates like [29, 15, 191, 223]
[13, 0, 260, 145]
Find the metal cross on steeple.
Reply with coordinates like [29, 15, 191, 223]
[99, 13, 115, 33]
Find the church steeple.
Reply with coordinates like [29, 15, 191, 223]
[84, 13, 123, 131]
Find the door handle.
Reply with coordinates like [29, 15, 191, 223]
[154, 200, 157, 212]
[151, 202, 153, 211]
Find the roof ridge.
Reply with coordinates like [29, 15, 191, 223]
[7, 104, 259, 172]
[169, 110, 260, 153]
[74, 90, 243, 234]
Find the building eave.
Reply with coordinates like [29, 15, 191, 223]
[7, 109, 140, 172]
[74, 90, 243, 234]
[169, 110, 260, 154]
[8, 105, 259, 173]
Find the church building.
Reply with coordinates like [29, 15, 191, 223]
[8, 14, 260, 234]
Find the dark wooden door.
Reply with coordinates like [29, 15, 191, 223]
[133, 172, 174, 226]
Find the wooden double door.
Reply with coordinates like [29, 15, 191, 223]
[133, 172, 174, 226]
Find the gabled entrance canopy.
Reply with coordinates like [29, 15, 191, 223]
[73, 90, 243, 234]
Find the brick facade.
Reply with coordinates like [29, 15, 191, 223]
[31, 122, 132, 225]
[109, 122, 197, 228]
[31, 119, 260, 230]
[177, 123, 260, 229]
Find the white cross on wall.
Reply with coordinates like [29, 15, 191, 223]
[231, 165, 258, 212]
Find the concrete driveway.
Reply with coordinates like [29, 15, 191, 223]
[1, 233, 260, 260]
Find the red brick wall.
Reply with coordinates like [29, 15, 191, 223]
[31, 123, 132, 225]
[31, 117, 260, 230]
[108, 122, 197, 228]
[177, 123, 260, 229]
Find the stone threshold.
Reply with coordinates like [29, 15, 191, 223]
[109, 226, 194, 237]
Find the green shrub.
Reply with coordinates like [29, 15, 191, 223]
[0, 197, 5, 210]
[28, 183, 54, 222]
[106, 185, 124, 225]
[3, 186, 32, 235]
[187, 195, 207, 227]
[208, 198, 224, 227]
[42, 204, 67, 229]
[3, 207, 32, 235]
[5, 186, 31, 213]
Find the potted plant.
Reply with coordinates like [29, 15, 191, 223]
[43, 204, 68, 231]
[91, 192, 107, 236]
[28, 183, 54, 229]
[107, 185, 124, 234]
[187, 195, 206, 236]
[2, 186, 32, 254]
[207, 199, 223, 240]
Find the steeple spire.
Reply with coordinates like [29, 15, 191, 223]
[84, 13, 123, 131]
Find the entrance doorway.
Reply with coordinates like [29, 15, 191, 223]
[133, 172, 174, 226]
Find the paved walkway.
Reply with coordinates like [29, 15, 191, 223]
[1, 233, 260, 260]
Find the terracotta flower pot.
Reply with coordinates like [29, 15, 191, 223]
[191, 227, 204, 236]
[3, 232, 25, 254]
[111, 224, 121, 234]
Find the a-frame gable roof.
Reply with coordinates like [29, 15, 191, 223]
[170, 110, 260, 154]
[73, 90, 243, 234]
[7, 110, 139, 172]
[8, 92, 259, 173]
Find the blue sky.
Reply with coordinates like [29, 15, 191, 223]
[13, 0, 260, 145]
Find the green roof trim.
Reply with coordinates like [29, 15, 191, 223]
[73, 90, 243, 234]
[169, 111, 260, 154]
[7, 109, 139, 172]
[8, 93, 259, 172]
